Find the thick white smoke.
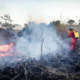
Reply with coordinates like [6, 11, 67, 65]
[0, 22, 70, 64]
[15, 22, 70, 60]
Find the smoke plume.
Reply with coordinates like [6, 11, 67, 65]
[0, 22, 70, 64]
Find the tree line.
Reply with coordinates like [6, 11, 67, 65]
[50, 19, 80, 26]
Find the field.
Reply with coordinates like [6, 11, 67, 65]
[0, 21, 80, 80]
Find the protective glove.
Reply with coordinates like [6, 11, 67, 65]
[65, 37, 67, 39]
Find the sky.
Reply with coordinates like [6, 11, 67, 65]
[0, 0, 80, 25]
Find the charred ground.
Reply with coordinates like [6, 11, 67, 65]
[0, 23, 80, 80]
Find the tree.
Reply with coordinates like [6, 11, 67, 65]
[24, 23, 28, 27]
[54, 20, 61, 26]
[50, 21, 54, 26]
[68, 19, 75, 25]
[78, 20, 80, 25]
[50, 20, 61, 26]
[0, 14, 13, 23]
[0, 14, 13, 30]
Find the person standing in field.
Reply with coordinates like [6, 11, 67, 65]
[65, 26, 79, 52]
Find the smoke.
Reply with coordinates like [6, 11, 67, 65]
[15, 22, 70, 60]
[0, 22, 70, 64]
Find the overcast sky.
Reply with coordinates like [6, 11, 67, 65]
[0, 0, 80, 25]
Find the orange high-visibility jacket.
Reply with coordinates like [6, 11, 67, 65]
[67, 30, 75, 38]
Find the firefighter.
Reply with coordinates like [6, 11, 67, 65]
[65, 26, 79, 52]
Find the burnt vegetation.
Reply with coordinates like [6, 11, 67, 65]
[0, 15, 80, 80]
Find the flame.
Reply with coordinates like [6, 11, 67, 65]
[0, 53, 13, 57]
[0, 43, 14, 57]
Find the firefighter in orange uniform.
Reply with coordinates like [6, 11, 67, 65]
[65, 26, 78, 52]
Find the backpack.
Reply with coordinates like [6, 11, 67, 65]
[73, 30, 79, 38]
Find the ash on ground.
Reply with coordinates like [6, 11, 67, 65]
[0, 51, 80, 80]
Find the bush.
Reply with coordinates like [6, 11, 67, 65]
[68, 19, 75, 25]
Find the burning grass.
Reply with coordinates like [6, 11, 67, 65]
[0, 43, 14, 57]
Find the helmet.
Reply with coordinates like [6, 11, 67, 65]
[68, 26, 73, 30]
